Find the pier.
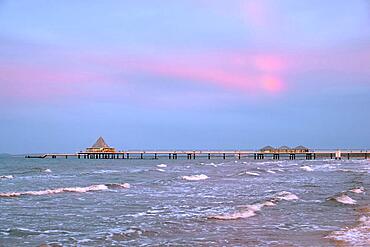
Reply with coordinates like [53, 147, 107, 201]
[25, 150, 370, 160]
[25, 137, 370, 160]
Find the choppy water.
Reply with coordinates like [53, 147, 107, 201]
[0, 157, 369, 246]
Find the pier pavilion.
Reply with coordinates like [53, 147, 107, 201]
[85, 137, 116, 153]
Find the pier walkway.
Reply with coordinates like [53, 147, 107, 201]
[25, 149, 370, 160]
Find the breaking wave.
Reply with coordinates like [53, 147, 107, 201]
[199, 162, 218, 167]
[349, 186, 365, 194]
[244, 171, 260, 176]
[0, 183, 130, 198]
[181, 174, 209, 181]
[156, 164, 167, 168]
[0, 175, 14, 179]
[300, 166, 314, 172]
[92, 170, 120, 174]
[208, 191, 298, 220]
[274, 191, 300, 201]
[326, 214, 370, 246]
[331, 194, 357, 205]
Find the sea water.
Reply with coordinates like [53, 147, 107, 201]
[0, 157, 369, 246]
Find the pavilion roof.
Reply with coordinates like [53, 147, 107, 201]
[91, 136, 110, 148]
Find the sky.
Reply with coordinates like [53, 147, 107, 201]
[1, 0, 370, 153]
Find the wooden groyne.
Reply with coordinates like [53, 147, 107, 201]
[25, 150, 370, 160]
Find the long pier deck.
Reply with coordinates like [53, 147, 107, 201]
[25, 150, 370, 160]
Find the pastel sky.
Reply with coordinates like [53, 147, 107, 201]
[1, 0, 370, 153]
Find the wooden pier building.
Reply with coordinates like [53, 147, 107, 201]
[85, 137, 116, 153]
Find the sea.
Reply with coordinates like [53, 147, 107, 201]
[0, 156, 369, 247]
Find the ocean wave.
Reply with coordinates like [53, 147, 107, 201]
[300, 166, 314, 172]
[105, 183, 130, 189]
[0, 183, 130, 198]
[208, 209, 257, 220]
[31, 167, 53, 173]
[331, 194, 357, 205]
[157, 164, 167, 168]
[273, 191, 299, 201]
[156, 168, 165, 172]
[326, 214, 370, 246]
[244, 171, 260, 176]
[105, 227, 158, 241]
[199, 162, 218, 167]
[237, 171, 260, 176]
[3, 227, 41, 237]
[182, 174, 209, 181]
[92, 170, 120, 174]
[208, 191, 298, 220]
[205, 162, 218, 167]
[338, 168, 353, 173]
[256, 161, 285, 165]
[349, 187, 365, 194]
[0, 175, 14, 179]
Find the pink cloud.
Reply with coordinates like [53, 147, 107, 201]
[102, 51, 288, 96]
[260, 75, 285, 93]
[253, 54, 288, 72]
[2, 44, 369, 104]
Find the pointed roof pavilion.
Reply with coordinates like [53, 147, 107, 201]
[86, 136, 116, 153]
[92, 136, 109, 148]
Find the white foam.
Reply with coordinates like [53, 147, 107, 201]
[209, 210, 256, 220]
[267, 170, 276, 174]
[157, 164, 167, 168]
[209, 200, 276, 220]
[326, 215, 370, 245]
[92, 170, 120, 174]
[349, 187, 365, 194]
[0, 192, 21, 197]
[0, 175, 14, 179]
[128, 212, 146, 218]
[200, 162, 217, 167]
[44, 169, 52, 173]
[300, 166, 314, 172]
[334, 194, 357, 205]
[156, 168, 165, 172]
[244, 171, 260, 176]
[274, 191, 299, 201]
[261, 201, 276, 206]
[0, 183, 129, 197]
[182, 174, 209, 181]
